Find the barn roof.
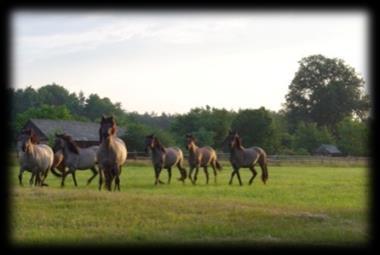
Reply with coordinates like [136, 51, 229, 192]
[27, 118, 125, 142]
[315, 144, 342, 154]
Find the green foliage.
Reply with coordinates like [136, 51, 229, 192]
[14, 105, 74, 134]
[292, 122, 335, 154]
[336, 117, 369, 156]
[284, 54, 370, 132]
[123, 122, 176, 152]
[170, 106, 235, 149]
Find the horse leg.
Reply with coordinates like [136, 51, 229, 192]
[87, 166, 98, 185]
[113, 165, 120, 191]
[29, 172, 36, 186]
[41, 168, 49, 186]
[229, 171, 235, 185]
[35, 171, 41, 186]
[176, 162, 187, 182]
[210, 162, 217, 184]
[61, 167, 69, 187]
[98, 167, 103, 191]
[71, 170, 78, 187]
[193, 166, 200, 185]
[203, 166, 209, 184]
[248, 166, 258, 185]
[154, 166, 161, 185]
[167, 167, 172, 184]
[188, 166, 195, 184]
[236, 169, 243, 186]
[18, 167, 25, 186]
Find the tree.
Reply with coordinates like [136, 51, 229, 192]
[84, 94, 124, 121]
[170, 106, 235, 149]
[14, 105, 74, 135]
[123, 122, 176, 152]
[292, 122, 335, 154]
[336, 117, 369, 156]
[284, 54, 370, 132]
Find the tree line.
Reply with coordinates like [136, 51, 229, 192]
[9, 54, 371, 156]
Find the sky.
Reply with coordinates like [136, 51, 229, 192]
[11, 10, 369, 115]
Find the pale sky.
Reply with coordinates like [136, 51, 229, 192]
[11, 10, 369, 115]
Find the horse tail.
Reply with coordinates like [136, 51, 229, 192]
[258, 150, 268, 184]
[215, 160, 222, 171]
[50, 167, 63, 177]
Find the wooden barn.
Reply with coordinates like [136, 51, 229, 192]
[18, 118, 126, 147]
[314, 144, 343, 157]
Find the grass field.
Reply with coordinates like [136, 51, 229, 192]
[9, 162, 369, 247]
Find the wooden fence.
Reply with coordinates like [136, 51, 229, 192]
[125, 151, 369, 167]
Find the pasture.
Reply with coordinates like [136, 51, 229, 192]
[9, 161, 369, 247]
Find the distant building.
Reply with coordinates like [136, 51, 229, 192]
[314, 144, 343, 157]
[18, 118, 126, 147]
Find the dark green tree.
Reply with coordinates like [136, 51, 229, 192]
[292, 122, 335, 154]
[336, 117, 369, 156]
[284, 54, 370, 132]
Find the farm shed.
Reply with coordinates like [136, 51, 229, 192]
[314, 144, 343, 157]
[18, 118, 126, 147]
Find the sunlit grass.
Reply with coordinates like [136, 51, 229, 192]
[9, 163, 369, 247]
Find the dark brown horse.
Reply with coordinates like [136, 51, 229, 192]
[145, 134, 187, 185]
[222, 130, 268, 186]
[185, 134, 222, 184]
[97, 116, 127, 191]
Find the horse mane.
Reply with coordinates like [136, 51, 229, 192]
[234, 135, 244, 150]
[153, 137, 166, 153]
[60, 134, 80, 154]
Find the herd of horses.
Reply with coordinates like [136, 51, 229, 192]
[17, 116, 269, 191]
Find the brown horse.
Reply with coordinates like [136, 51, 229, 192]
[18, 128, 54, 186]
[145, 134, 187, 185]
[53, 133, 99, 187]
[185, 134, 222, 184]
[97, 116, 127, 191]
[222, 130, 268, 186]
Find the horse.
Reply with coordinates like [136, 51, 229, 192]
[18, 128, 54, 186]
[53, 133, 99, 187]
[222, 130, 268, 186]
[97, 115, 127, 191]
[50, 149, 66, 177]
[185, 133, 222, 184]
[145, 134, 187, 185]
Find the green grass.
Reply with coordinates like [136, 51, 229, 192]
[9, 163, 369, 247]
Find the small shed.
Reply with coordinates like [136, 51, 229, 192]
[18, 118, 126, 147]
[314, 144, 343, 157]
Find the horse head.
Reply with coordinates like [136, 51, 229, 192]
[99, 115, 117, 143]
[185, 133, 196, 151]
[222, 129, 241, 150]
[20, 128, 39, 152]
[145, 134, 165, 153]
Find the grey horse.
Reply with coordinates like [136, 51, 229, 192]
[185, 133, 222, 184]
[97, 116, 127, 191]
[222, 130, 268, 186]
[53, 133, 99, 187]
[18, 128, 54, 186]
[145, 134, 187, 185]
